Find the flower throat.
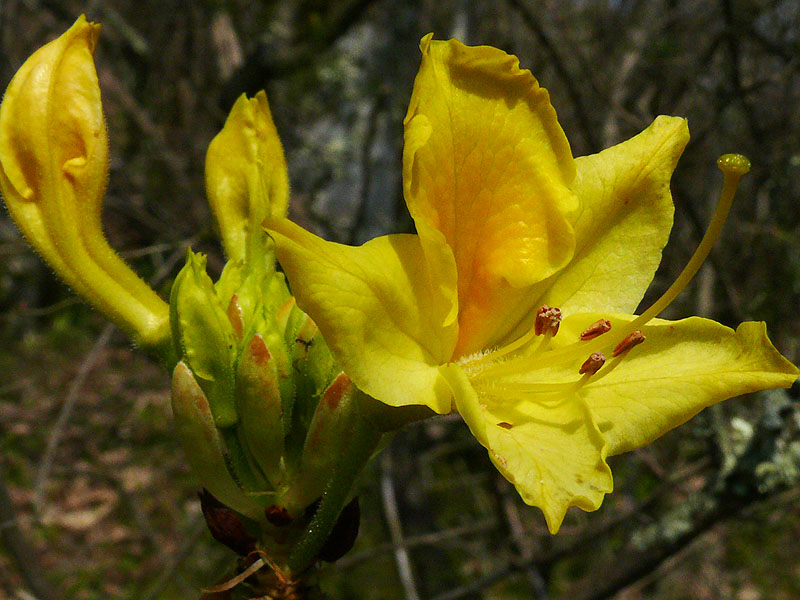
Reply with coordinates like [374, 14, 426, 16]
[460, 154, 751, 394]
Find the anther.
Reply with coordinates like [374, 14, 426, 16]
[612, 330, 645, 357]
[535, 305, 562, 336]
[579, 352, 606, 375]
[580, 319, 612, 341]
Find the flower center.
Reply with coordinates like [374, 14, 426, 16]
[458, 154, 750, 399]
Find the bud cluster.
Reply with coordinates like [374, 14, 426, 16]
[169, 238, 362, 542]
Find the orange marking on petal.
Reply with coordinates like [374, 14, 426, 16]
[322, 372, 352, 411]
[247, 333, 271, 365]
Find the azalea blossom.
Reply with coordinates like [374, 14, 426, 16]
[268, 35, 798, 533]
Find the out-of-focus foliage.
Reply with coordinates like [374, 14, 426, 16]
[1, 1, 799, 599]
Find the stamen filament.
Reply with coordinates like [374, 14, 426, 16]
[469, 327, 554, 371]
[487, 373, 592, 404]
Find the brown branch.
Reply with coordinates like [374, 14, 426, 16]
[0, 465, 62, 600]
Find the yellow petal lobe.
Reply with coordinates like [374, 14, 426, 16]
[404, 35, 578, 356]
[557, 313, 800, 455]
[268, 218, 458, 413]
[538, 116, 688, 316]
[442, 363, 612, 534]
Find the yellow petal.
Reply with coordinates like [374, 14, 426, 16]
[206, 91, 289, 264]
[442, 364, 612, 534]
[268, 218, 458, 413]
[538, 116, 688, 316]
[404, 35, 578, 355]
[557, 313, 799, 455]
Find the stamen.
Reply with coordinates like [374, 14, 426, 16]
[612, 330, 645, 357]
[580, 319, 611, 341]
[535, 305, 562, 336]
[579, 352, 606, 375]
[472, 305, 562, 367]
[463, 156, 750, 392]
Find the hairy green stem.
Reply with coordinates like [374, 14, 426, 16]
[287, 414, 380, 573]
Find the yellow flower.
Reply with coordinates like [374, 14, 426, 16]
[0, 16, 169, 348]
[268, 35, 797, 533]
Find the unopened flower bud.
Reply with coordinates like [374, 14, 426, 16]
[288, 373, 358, 511]
[236, 333, 286, 487]
[206, 91, 289, 264]
[170, 250, 238, 427]
[171, 361, 263, 519]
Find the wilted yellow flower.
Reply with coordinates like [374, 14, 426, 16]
[0, 16, 170, 347]
[268, 36, 798, 532]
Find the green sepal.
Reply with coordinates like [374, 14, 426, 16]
[219, 426, 272, 495]
[214, 259, 244, 309]
[171, 361, 264, 520]
[236, 333, 287, 488]
[170, 249, 238, 428]
[285, 373, 359, 511]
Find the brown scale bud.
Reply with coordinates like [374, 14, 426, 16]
[265, 504, 293, 527]
[580, 318, 612, 341]
[612, 330, 646, 357]
[199, 489, 257, 556]
[534, 305, 562, 336]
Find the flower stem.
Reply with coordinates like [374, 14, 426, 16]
[287, 413, 381, 574]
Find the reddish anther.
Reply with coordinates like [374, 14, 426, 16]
[612, 330, 646, 357]
[579, 352, 606, 375]
[580, 318, 612, 341]
[534, 305, 562, 336]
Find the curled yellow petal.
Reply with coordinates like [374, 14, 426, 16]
[0, 16, 168, 348]
[404, 35, 578, 356]
[206, 91, 289, 264]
